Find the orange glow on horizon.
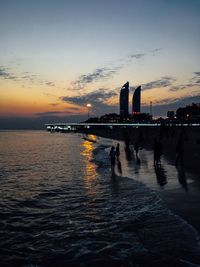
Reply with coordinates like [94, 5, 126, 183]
[1, 74, 199, 117]
[0, 95, 85, 117]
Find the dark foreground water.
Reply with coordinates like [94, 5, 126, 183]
[0, 131, 200, 267]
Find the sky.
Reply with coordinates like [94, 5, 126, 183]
[0, 0, 200, 128]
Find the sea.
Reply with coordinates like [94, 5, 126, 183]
[0, 130, 200, 267]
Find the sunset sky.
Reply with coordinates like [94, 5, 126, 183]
[0, 0, 200, 128]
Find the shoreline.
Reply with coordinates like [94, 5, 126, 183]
[91, 136, 200, 266]
[86, 127, 200, 234]
[86, 125, 200, 177]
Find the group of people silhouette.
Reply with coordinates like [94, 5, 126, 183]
[109, 131, 185, 178]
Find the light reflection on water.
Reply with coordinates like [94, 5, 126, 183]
[81, 135, 99, 197]
[81, 134, 97, 179]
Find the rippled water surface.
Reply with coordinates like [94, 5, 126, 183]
[0, 131, 200, 267]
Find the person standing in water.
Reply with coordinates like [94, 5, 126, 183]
[116, 143, 122, 174]
[134, 141, 139, 159]
[116, 143, 120, 159]
[175, 133, 184, 166]
[109, 146, 116, 174]
[153, 138, 163, 165]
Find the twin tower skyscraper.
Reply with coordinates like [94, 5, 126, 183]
[119, 82, 141, 118]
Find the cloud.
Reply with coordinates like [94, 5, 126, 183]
[1, 48, 159, 91]
[21, 73, 39, 83]
[72, 67, 120, 90]
[129, 53, 145, 59]
[142, 94, 200, 117]
[62, 89, 117, 105]
[169, 85, 187, 92]
[142, 76, 176, 91]
[190, 71, 200, 84]
[144, 91, 200, 107]
[169, 72, 200, 92]
[70, 51, 150, 90]
[21, 73, 56, 87]
[173, 94, 200, 106]
[35, 111, 73, 116]
[0, 67, 10, 78]
[0, 67, 17, 80]
[194, 72, 200, 76]
[152, 97, 175, 105]
[46, 81, 55, 87]
[65, 106, 80, 111]
[49, 103, 59, 106]
[150, 48, 162, 54]
[61, 88, 118, 115]
[0, 66, 57, 88]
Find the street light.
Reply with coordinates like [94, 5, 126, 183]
[86, 103, 91, 119]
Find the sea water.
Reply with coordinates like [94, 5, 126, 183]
[0, 131, 200, 266]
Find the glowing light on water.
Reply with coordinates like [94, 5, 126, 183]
[81, 135, 98, 181]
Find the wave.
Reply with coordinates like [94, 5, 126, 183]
[91, 144, 200, 266]
[0, 132, 200, 267]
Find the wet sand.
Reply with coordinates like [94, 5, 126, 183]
[95, 133, 200, 235]
[159, 182, 200, 233]
[144, 134, 200, 233]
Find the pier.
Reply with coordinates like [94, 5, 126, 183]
[45, 122, 200, 132]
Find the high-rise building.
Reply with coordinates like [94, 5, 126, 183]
[132, 86, 141, 114]
[119, 82, 129, 118]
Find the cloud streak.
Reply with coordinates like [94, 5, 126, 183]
[35, 111, 73, 116]
[190, 71, 200, 85]
[45, 81, 55, 87]
[168, 85, 187, 92]
[143, 94, 200, 116]
[168, 72, 200, 92]
[142, 76, 176, 91]
[128, 53, 145, 59]
[1, 48, 161, 91]
[0, 67, 17, 80]
[0, 66, 57, 88]
[62, 89, 117, 105]
[70, 50, 158, 90]
[61, 88, 117, 115]
[72, 67, 120, 90]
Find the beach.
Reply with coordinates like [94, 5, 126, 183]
[87, 126, 200, 230]
[92, 134, 200, 266]
[0, 130, 200, 266]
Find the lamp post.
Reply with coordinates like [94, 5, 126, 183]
[86, 103, 91, 120]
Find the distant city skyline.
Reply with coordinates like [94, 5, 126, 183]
[0, 0, 200, 128]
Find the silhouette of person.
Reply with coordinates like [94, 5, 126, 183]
[124, 133, 130, 149]
[117, 159, 122, 174]
[134, 141, 139, 159]
[154, 164, 167, 187]
[109, 146, 116, 175]
[153, 138, 162, 165]
[116, 143, 120, 158]
[175, 133, 184, 166]
[176, 165, 188, 191]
